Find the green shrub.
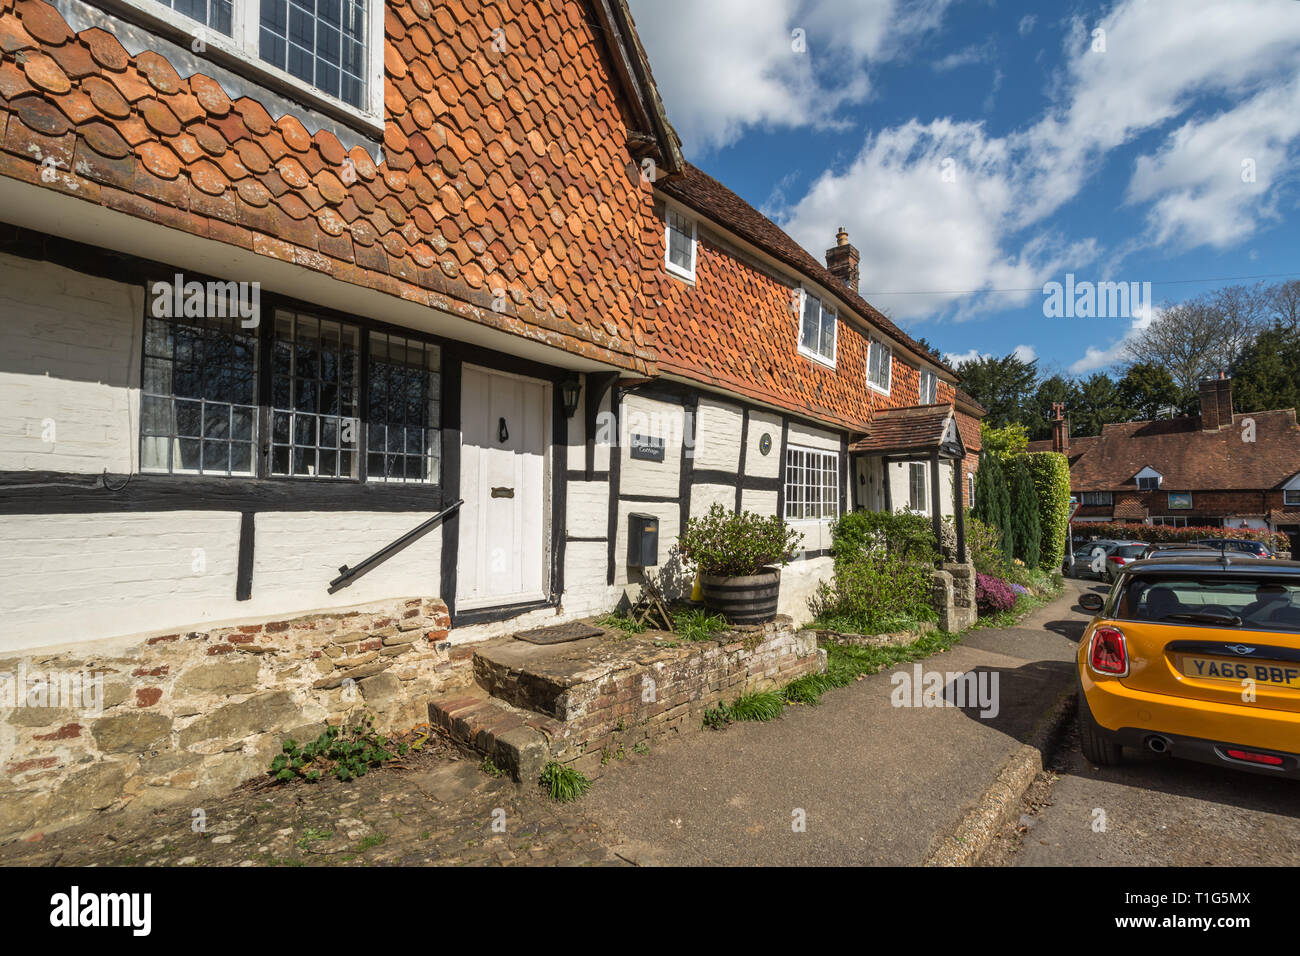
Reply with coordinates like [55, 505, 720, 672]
[829, 510, 939, 565]
[1024, 451, 1071, 569]
[1005, 457, 1041, 569]
[964, 514, 1007, 577]
[809, 550, 937, 634]
[973, 452, 1011, 550]
[677, 503, 803, 577]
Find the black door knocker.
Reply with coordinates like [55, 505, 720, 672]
[498, 417, 509, 443]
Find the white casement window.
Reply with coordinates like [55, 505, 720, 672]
[1150, 516, 1189, 527]
[784, 446, 839, 521]
[867, 335, 892, 393]
[665, 208, 697, 281]
[967, 473, 975, 508]
[1082, 491, 1113, 506]
[908, 462, 927, 512]
[100, 0, 384, 128]
[919, 368, 938, 404]
[1286, 490, 1300, 505]
[798, 290, 837, 366]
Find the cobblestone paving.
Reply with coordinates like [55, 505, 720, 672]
[0, 740, 628, 867]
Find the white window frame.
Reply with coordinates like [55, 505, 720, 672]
[797, 289, 838, 368]
[1286, 490, 1300, 506]
[93, 0, 385, 134]
[967, 473, 975, 508]
[1150, 516, 1189, 527]
[783, 445, 840, 522]
[867, 335, 892, 395]
[919, 368, 938, 405]
[1081, 491, 1113, 506]
[664, 208, 697, 282]
[908, 461, 928, 513]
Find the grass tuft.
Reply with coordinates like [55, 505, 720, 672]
[540, 761, 592, 802]
[673, 608, 730, 642]
[725, 690, 785, 722]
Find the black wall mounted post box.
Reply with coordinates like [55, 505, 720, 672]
[627, 513, 659, 567]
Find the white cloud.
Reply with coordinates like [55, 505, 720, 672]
[626, 0, 956, 152]
[773, 0, 1300, 324]
[944, 344, 1037, 367]
[1012, 344, 1037, 363]
[1068, 303, 1159, 374]
[1017, 15, 1037, 37]
[932, 41, 995, 72]
[1126, 76, 1300, 249]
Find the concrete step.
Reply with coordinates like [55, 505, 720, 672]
[427, 684, 560, 783]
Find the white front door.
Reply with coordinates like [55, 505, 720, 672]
[457, 365, 551, 609]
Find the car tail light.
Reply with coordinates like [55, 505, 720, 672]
[1089, 626, 1128, 677]
[1225, 749, 1284, 766]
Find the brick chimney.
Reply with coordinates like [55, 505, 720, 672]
[1200, 374, 1233, 430]
[1216, 374, 1234, 426]
[825, 226, 860, 293]
[1050, 402, 1069, 455]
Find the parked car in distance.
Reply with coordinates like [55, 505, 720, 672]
[1076, 555, 1300, 778]
[1140, 544, 1224, 560]
[1194, 538, 1275, 559]
[1103, 543, 1155, 582]
[1063, 540, 1132, 579]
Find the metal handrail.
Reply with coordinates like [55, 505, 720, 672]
[328, 498, 464, 593]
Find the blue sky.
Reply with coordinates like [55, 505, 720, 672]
[628, 0, 1300, 378]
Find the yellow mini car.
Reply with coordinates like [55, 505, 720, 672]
[1076, 554, 1300, 777]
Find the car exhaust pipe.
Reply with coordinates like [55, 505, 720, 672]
[1146, 735, 1171, 754]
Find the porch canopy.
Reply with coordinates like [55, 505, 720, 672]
[850, 405, 968, 564]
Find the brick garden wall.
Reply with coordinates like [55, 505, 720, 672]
[543, 619, 824, 779]
[0, 596, 466, 841]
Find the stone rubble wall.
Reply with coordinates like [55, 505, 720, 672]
[0, 596, 464, 842]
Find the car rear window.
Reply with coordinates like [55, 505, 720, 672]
[1115, 546, 1147, 558]
[1117, 574, 1300, 631]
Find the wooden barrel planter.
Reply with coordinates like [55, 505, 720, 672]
[700, 567, 782, 624]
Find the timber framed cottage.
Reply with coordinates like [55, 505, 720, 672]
[0, 0, 982, 830]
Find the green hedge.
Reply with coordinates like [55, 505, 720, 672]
[828, 510, 939, 566]
[1024, 452, 1071, 569]
[1073, 522, 1289, 553]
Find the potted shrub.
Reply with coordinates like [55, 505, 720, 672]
[677, 504, 803, 624]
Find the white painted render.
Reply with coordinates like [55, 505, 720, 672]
[0, 254, 143, 475]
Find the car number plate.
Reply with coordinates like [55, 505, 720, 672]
[1181, 655, 1300, 688]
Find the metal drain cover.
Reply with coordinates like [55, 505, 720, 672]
[513, 622, 606, 645]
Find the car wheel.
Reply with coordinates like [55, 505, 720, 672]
[1078, 693, 1123, 766]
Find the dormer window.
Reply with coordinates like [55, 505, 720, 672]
[797, 290, 837, 367]
[94, 0, 384, 129]
[1283, 474, 1300, 505]
[665, 208, 697, 281]
[1135, 466, 1163, 491]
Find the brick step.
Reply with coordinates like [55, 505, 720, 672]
[427, 685, 559, 783]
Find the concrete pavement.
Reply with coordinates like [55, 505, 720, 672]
[579, 579, 1092, 865]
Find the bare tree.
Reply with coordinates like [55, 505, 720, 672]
[1210, 281, 1270, 358]
[1123, 295, 1228, 398]
[1269, 279, 1300, 332]
[1123, 284, 1270, 397]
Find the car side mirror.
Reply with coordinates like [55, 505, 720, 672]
[1078, 593, 1105, 613]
